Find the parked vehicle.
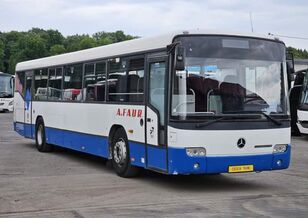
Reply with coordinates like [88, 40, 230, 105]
[14, 30, 291, 177]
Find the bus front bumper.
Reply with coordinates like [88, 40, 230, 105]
[168, 145, 291, 175]
[0, 102, 13, 112]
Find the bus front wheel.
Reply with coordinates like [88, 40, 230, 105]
[111, 128, 139, 177]
[35, 119, 53, 152]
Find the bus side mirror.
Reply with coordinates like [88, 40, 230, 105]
[288, 85, 302, 97]
[175, 46, 186, 71]
[286, 52, 294, 71]
[10, 77, 14, 89]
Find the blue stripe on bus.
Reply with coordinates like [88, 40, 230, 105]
[45, 127, 109, 159]
[13, 122, 291, 175]
[13, 122, 146, 168]
[147, 146, 167, 171]
[128, 141, 146, 168]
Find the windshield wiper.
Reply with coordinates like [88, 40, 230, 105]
[256, 111, 282, 126]
[225, 110, 282, 126]
[195, 114, 257, 128]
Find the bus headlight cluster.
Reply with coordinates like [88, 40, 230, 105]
[273, 144, 287, 153]
[9, 100, 13, 106]
[186, 147, 206, 157]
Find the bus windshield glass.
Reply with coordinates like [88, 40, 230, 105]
[171, 36, 287, 120]
[0, 75, 14, 98]
[300, 72, 308, 105]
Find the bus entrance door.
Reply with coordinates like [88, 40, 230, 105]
[24, 72, 33, 138]
[146, 58, 168, 172]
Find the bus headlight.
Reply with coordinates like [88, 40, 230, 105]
[273, 144, 287, 153]
[186, 147, 206, 157]
[9, 100, 13, 106]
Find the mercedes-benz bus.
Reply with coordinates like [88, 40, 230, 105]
[14, 30, 291, 177]
[0, 72, 14, 112]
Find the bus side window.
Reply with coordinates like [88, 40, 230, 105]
[63, 65, 82, 101]
[128, 58, 144, 102]
[108, 58, 127, 102]
[84, 63, 96, 101]
[149, 62, 166, 125]
[95, 61, 107, 101]
[47, 68, 63, 101]
[107, 57, 144, 102]
[15, 71, 25, 96]
[83, 61, 106, 102]
[34, 69, 48, 101]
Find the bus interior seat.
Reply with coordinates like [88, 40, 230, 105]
[128, 74, 139, 102]
[187, 76, 205, 112]
[115, 75, 128, 102]
[203, 78, 220, 112]
[220, 75, 244, 112]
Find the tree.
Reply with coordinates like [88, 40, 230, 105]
[79, 36, 97, 50]
[50, 44, 66, 55]
[0, 37, 4, 72]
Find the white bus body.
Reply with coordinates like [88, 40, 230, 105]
[0, 72, 14, 112]
[14, 30, 291, 177]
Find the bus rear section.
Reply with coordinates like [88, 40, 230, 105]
[0, 73, 14, 112]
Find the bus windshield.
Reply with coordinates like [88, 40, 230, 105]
[171, 36, 288, 120]
[300, 71, 308, 106]
[0, 75, 14, 98]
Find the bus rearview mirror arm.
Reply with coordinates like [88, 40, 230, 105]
[174, 45, 186, 71]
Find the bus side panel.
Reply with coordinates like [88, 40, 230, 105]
[128, 141, 146, 167]
[13, 92, 25, 137]
[31, 102, 145, 162]
[45, 127, 109, 158]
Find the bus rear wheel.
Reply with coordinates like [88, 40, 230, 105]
[35, 119, 53, 152]
[111, 128, 139, 178]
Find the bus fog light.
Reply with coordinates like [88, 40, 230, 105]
[186, 147, 206, 157]
[273, 144, 287, 153]
[193, 163, 200, 170]
[276, 160, 282, 166]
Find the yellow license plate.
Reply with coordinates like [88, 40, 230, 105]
[228, 165, 254, 173]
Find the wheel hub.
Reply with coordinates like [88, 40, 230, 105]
[113, 139, 127, 165]
[37, 125, 43, 146]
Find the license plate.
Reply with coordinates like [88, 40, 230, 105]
[228, 165, 254, 173]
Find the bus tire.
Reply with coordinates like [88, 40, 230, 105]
[35, 119, 53, 152]
[111, 128, 139, 178]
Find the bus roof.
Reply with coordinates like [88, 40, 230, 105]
[15, 29, 280, 72]
[0, 72, 13, 77]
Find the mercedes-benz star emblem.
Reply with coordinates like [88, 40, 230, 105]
[237, 138, 246, 148]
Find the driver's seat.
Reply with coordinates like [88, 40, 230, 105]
[220, 75, 245, 113]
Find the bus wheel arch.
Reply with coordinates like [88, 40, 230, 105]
[108, 125, 123, 157]
[35, 116, 53, 152]
[108, 125, 139, 177]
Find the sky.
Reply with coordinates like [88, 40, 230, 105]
[1, 0, 308, 49]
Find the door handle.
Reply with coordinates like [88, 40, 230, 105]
[147, 118, 152, 122]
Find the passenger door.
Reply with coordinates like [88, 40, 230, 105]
[146, 56, 168, 172]
[24, 71, 33, 138]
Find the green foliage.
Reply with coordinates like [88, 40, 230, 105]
[50, 44, 66, 55]
[0, 36, 4, 71]
[0, 28, 136, 74]
[287, 47, 308, 59]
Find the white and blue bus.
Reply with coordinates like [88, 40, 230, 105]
[0, 72, 14, 112]
[14, 30, 291, 177]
